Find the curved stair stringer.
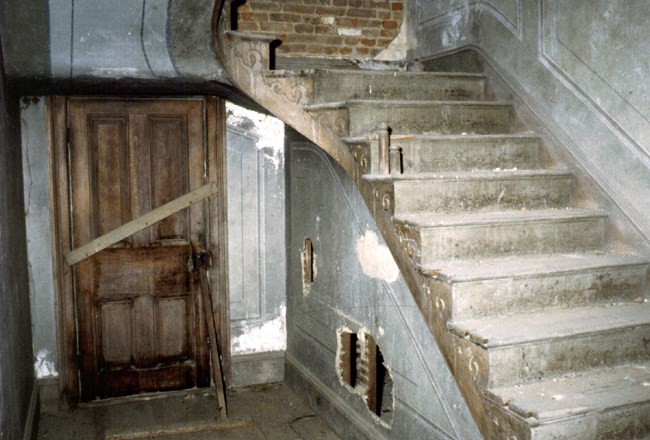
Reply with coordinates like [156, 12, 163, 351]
[211, 2, 527, 438]
[212, 1, 356, 178]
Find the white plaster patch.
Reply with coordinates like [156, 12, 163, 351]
[374, 7, 410, 62]
[441, 9, 464, 48]
[226, 102, 285, 170]
[355, 230, 399, 283]
[321, 16, 335, 25]
[34, 349, 57, 378]
[338, 27, 362, 37]
[231, 306, 287, 354]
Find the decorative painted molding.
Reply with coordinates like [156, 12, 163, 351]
[417, 0, 522, 41]
[141, 0, 177, 77]
[480, 0, 522, 41]
[539, 0, 650, 168]
[260, 75, 312, 106]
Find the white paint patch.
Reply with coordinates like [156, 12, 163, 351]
[321, 16, 335, 25]
[355, 230, 399, 283]
[338, 28, 362, 37]
[226, 102, 285, 170]
[375, 8, 410, 62]
[231, 306, 287, 354]
[34, 349, 57, 377]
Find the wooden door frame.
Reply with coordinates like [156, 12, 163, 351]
[49, 96, 230, 405]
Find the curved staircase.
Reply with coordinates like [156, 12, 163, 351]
[213, 2, 650, 438]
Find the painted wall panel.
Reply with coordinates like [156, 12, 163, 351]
[287, 141, 481, 439]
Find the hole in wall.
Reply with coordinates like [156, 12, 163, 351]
[337, 327, 394, 427]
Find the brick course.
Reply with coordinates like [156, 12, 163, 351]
[236, 0, 404, 59]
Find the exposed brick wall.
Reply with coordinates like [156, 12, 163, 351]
[236, 0, 404, 59]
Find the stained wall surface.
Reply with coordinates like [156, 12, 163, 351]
[226, 103, 287, 387]
[0, 41, 36, 439]
[412, 0, 650, 248]
[1, 0, 226, 82]
[286, 140, 481, 439]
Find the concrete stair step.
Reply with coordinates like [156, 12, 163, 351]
[419, 252, 649, 321]
[310, 69, 486, 103]
[449, 303, 650, 387]
[485, 363, 650, 439]
[366, 169, 573, 214]
[397, 134, 540, 173]
[343, 133, 541, 174]
[393, 209, 608, 262]
[304, 100, 513, 136]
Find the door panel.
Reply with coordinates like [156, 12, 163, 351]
[68, 99, 210, 401]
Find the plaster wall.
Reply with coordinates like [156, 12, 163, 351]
[411, 0, 650, 247]
[21, 100, 287, 390]
[1, 0, 226, 82]
[286, 140, 481, 439]
[0, 42, 36, 439]
[226, 103, 287, 387]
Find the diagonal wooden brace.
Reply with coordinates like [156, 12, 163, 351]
[65, 182, 218, 266]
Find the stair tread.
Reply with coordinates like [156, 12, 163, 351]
[418, 252, 648, 282]
[342, 133, 540, 144]
[263, 68, 487, 79]
[486, 363, 650, 422]
[393, 208, 607, 227]
[313, 68, 487, 79]
[366, 169, 571, 181]
[304, 99, 510, 111]
[449, 303, 650, 348]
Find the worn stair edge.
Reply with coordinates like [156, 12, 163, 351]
[365, 169, 573, 182]
[393, 208, 607, 228]
[311, 68, 487, 79]
[304, 99, 512, 111]
[485, 363, 650, 422]
[417, 252, 648, 283]
[449, 303, 650, 348]
[423, 252, 648, 322]
[342, 133, 540, 144]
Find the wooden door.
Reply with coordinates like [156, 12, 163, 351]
[68, 98, 210, 401]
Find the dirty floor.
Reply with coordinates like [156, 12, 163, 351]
[38, 383, 341, 440]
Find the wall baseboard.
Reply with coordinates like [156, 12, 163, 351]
[230, 351, 285, 388]
[285, 353, 390, 440]
[23, 381, 39, 440]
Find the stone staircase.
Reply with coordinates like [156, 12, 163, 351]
[213, 4, 650, 438]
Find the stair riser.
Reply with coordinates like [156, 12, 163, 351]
[347, 104, 512, 136]
[393, 176, 572, 214]
[416, 217, 607, 261]
[450, 264, 648, 321]
[529, 401, 650, 440]
[398, 138, 540, 173]
[484, 396, 650, 440]
[487, 325, 650, 387]
[313, 73, 485, 103]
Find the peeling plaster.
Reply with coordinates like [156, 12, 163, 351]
[375, 0, 411, 62]
[231, 306, 287, 355]
[226, 102, 285, 170]
[355, 230, 399, 283]
[34, 349, 57, 377]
